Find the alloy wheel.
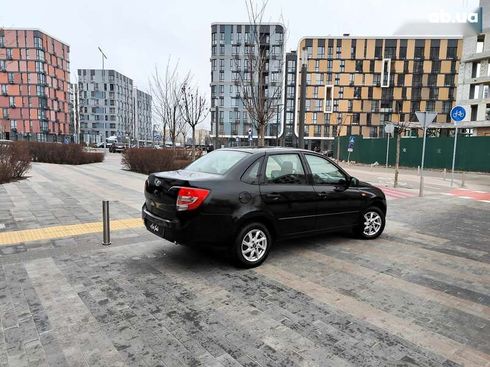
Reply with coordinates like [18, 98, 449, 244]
[241, 229, 268, 262]
[363, 211, 382, 237]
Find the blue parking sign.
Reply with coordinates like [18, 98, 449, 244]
[450, 106, 466, 123]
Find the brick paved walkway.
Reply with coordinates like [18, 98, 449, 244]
[0, 155, 488, 366]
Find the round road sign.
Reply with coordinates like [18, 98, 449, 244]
[450, 106, 466, 123]
[384, 124, 395, 134]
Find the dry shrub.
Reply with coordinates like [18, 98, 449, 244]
[27, 142, 104, 164]
[0, 142, 32, 184]
[122, 148, 192, 174]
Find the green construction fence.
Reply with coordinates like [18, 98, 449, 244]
[334, 135, 490, 172]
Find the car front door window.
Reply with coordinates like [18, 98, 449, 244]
[305, 154, 346, 185]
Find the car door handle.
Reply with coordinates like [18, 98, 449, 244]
[317, 192, 328, 198]
[265, 193, 281, 200]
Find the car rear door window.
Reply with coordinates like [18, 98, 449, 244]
[241, 157, 263, 185]
[305, 154, 346, 184]
[264, 154, 306, 184]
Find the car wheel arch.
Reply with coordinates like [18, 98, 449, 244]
[368, 199, 386, 215]
[235, 212, 277, 240]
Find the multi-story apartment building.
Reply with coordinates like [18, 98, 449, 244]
[295, 36, 462, 149]
[77, 69, 152, 145]
[210, 23, 285, 145]
[282, 51, 297, 146]
[134, 88, 152, 144]
[0, 29, 70, 142]
[456, 0, 490, 136]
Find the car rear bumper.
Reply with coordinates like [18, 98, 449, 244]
[141, 204, 233, 246]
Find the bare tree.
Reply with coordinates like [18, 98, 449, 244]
[180, 83, 208, 159]
[393, 120, 413, 187]
[235, 0, 284, 146]
[149, 60, 189, 148]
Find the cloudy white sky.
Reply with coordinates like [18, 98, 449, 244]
[2, 0, 480, 127]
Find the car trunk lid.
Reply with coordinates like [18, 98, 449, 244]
[145, 170, 217, 219]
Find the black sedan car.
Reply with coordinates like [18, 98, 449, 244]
[142, 148, 386, 268]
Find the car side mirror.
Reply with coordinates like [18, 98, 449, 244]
[350, 177, 359, 187]
[337, 178, 347, 186]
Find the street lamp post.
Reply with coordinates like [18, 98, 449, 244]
[298, 49, 307, 149]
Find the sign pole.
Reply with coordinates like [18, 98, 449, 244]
[419, 123, 427, 197]
[450, 127, 458, 187]
[385, 133, 390, 168]
[415, 111, 437, 198]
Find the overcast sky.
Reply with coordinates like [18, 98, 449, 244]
[2, 0, 480, 127]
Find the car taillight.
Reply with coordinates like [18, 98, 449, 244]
[176, 187, 210, 211]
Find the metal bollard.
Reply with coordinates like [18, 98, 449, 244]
[417, 166, 420, 176]
[443, 168, 447, 181]
[102, 200, 111, 246]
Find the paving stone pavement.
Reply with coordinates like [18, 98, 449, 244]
[0, 154, 489, 366]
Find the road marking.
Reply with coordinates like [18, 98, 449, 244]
[256, 264, 490, 367]
[0, 218, 144, 246]
[298, 249, 490, 321]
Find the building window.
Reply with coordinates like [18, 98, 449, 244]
[399, 46, 407, 59]
[486, 104, 490, 120]
[355, 60, 363, 72]
[384, 47, 395, 59]
[6, 49, 13, 60]
[312, 112, 317, 124]
[477, 35, 485, 53]
[447, 47, 457, 59]
[314, 125, 321, 137]
[414, 46, 425, 59]
[431, 61, 441, 73]
[0, 60, 5, 71]
[7, 73, 14, 84]
[317, 46, 325, 58]
[472, 62, 481, 78]
[340, 60, 345, 72]
[471, 104, 478, 121]
[470, 84, 480, 99]
[34, 36, 43, 48]
[430, 46, 440, 59]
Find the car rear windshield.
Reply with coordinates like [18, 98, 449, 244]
[184, 150, 249, 175]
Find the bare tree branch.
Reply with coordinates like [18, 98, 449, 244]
[180, 82, 209, 159]
[234, 0, 284, 146]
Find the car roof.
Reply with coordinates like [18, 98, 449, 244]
[220, 147, 311, 155]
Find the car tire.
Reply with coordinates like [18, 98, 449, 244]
[232, 222, 272, 268]
[355, 206, 385, 239]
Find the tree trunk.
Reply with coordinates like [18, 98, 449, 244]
[336, 134, 341, 163]
[191, 127, 196, 160]
[394, 129, 401, 188]
[258, 124, 265, 147]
